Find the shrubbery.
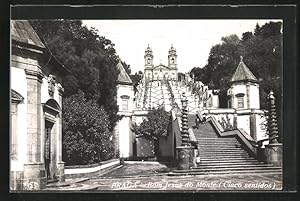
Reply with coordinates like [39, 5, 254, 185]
[62, 91, 114, 165]
[132, 107, 170, 156]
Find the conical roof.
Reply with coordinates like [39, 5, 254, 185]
[230, 56, 258, 83]
[116, 62, 133, 85]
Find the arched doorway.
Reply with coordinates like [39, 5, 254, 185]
[43, 99, 61, 182]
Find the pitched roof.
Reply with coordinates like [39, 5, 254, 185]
[230, 56, 258, 83]
[11, 20, 45, 49]
[116, 62, 133, 85]
[11, 89, 24, 103]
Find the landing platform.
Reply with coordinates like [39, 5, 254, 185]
[43, 162, 282, 191]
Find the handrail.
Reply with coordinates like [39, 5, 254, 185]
[206, 116, 259, 157]
[188, 128, 198, 149]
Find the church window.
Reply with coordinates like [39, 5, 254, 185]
[122, 99, 128, 111]
[237, 97, 244, 108]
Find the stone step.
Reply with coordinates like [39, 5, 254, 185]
[194, 133, 219, 135]
[197, 161, 266, 166]
[197, 139, 238, 142]
[186, 166, 281, 172]
[199, 150, 247, 153]
[198, 146, 242, 149]
[197, 142, 240, 145]
[198, 148, 246, 152]
[198, 143, 241, 146]
[193, 164, 274, 169]
[199, 146, 243, 149]
[200, 156, 251, 160]
[199, 158, 257, 162]
[199, 153, 249, 157]
[169, 169, 282, 176]
[199, 150, 245, 153]
[197, 137, 236, 140]
[199, 152, 248, 155]
[194, 134, 219, 137]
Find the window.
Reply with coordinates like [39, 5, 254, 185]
[237, 97, 244, 108]
[11, 103, 18, 160]
[122, 99, 128, 111]
[10, 89, 23, 160]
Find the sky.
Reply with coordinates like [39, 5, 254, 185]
[82, 19, 281, 74]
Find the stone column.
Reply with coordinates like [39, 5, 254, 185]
[56, 85, 65, 182]
[176, 92, 193, 170]
[233, 110, 238, 129]
[23, 69, 46, 190]
[264, 90, 282, 167]
[249, 109, 257, 140]
[246, 83, 250, 109]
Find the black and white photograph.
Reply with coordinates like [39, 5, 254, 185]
[9, 5, 295, 193]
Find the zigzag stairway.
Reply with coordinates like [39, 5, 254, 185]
[170, 114, 282, 176]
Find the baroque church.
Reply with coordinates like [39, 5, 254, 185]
[113, 44, 268, 161]
[144, 45, 178, 81]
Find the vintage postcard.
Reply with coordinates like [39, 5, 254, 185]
[9, 5, 295, 193]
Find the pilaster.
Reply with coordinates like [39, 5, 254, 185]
[23, 69, 47, 190]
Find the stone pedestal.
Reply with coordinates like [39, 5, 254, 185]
[57, 161, 65, 182]
[190, 149, 199, 168]
[22, 163, 47, 190]
[264, 143, 282, 167]
[176, 146, 193, 170]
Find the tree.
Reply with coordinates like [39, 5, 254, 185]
[131, 107, 170, 156]
[62, 91, 114, 165]
[30, 20, 120, 130]
[200, 21, 282, 139]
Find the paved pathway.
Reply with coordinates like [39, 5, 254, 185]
[45, 163, 282, 192]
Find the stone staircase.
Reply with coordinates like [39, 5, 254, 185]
[140, 80, 199, 112]
[170, 115, 282, 176]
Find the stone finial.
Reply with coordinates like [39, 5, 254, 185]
[240, 56, 243, 62]
[269, 90, 275, 100]
[181, 92, 189, 146]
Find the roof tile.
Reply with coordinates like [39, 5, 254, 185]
[11, 20, 45, 49]
[231, 56, 258, 83]
[116, 62, 133, 85]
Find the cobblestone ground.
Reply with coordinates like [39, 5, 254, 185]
[46, 163, 282, 192]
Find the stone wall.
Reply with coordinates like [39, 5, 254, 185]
[10, 45, 65, 191]
[201, 108, 267, 142]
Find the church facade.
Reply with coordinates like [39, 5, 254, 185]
[144, 45, 178, 81]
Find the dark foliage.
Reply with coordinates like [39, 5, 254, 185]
[62, 91, 114, 165]
[190, 21, 282, 139]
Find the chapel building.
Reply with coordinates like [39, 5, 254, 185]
[144, 45, 178, 81]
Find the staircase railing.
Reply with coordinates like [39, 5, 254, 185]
[203, 114, 260, 158]
[164, 78, 176, 107]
